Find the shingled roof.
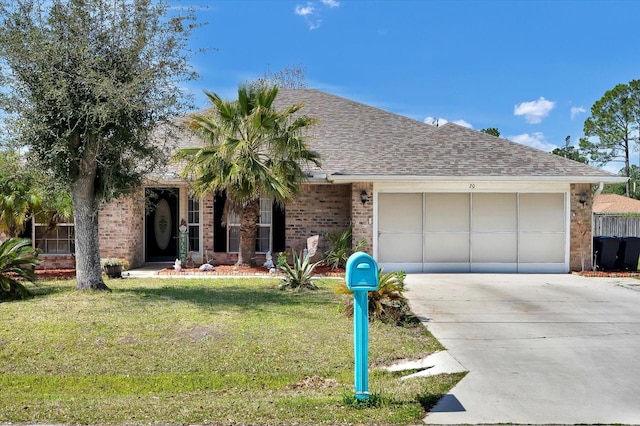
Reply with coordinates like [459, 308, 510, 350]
[272, 89, 621, 183]
[167, 88, 623, 184]
[593, 193, 640, 214]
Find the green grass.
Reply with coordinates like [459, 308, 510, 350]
[0, 277, 464, 425]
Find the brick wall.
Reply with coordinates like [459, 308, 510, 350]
[98, 190, 145, 268]
[569, 183, 593, 271]
[37, 255, 75, 270]
[351, 183, 373, 255]
[201, 193, 215, 263]
[285, 183, 351, 259]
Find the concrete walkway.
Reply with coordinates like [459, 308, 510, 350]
[405, 273, 640, 425]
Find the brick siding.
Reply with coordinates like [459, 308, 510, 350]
[569, 183, 593, 272]
[41, 181, 590, 272]
[284, 183, 352, 260]
[98, 190, 145, 268]
[350, 183, 373, 255]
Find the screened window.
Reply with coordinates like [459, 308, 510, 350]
[228, 197, 272, 253]
[34, 223, 75, 254]
[188, 196, 200, 252]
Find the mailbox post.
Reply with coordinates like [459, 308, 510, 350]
[345, 252, 379, 401]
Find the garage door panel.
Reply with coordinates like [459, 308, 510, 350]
[519, 193, 565, 232]
[472, 193, 517, 232]
[378, 193, 422, 233]
[425, 194, 469, 231]
[424, 232, 470, 262]
[519, 233, 565, 263]
[471, 233, 517, 263]
[378, 233, 422, 263]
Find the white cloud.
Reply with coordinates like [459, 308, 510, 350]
[452, 119, 473, 128]
[295, 1, 339, 30]
[321, 0, 340, 7]
[508, 132, 557, 152]
[570, 106, 586, 120]
[424, 116, 473, 129]
[295, 3, 314, 16]
[514, 97, 555, 124]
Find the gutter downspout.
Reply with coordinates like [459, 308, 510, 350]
[591, 182, 604, 271]
[594, 182, 604, 198]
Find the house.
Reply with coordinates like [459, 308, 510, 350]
[593, 193, 640, 215]
[36, 89, 625, 273]
[593, 193, 640, 238]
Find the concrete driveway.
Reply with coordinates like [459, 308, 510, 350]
[405, 273, 640, 424]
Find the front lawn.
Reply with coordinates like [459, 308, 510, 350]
[0, 277, 463, 425]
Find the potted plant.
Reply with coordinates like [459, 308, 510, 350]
[100, 258, 129, 278]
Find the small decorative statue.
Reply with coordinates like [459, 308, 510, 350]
[174, 258, 182, 272]
[263, 250, 274, 269]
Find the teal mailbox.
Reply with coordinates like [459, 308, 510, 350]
[346, 252, 379, 291]
[345, 252, 379, 400]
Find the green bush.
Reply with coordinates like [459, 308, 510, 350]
[322, 223, 366, 270]
[335, 269, 419, 326]
[279, 250, 320, 291]
[0, 238, 41, 301]
[276, 251, 288, 269]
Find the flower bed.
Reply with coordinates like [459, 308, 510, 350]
[158, 264, 345, 277]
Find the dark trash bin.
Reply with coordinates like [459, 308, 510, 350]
[617, 237, 640, 271]
[593, 236, 621, 271]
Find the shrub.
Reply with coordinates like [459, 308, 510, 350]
[323, 223, 366, 270]
[0, 238, 41, 301]
[99, 258, 129, 270]
[276, 251, 288, 269]
[279, 250, 320, 291]
[335, 269, 419, 326]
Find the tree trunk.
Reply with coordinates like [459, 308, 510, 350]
[71, 137, 110, 291]
[237, 198, 260, 266]
[625, 136, 631, 197]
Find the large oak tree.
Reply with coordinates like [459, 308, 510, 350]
[0, 0, 198, 290]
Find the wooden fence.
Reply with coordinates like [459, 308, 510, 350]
[593, 214, 640, 237]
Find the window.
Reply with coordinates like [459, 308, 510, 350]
[188, 196, 201, 253]
[34, 223, 75, 254]
[228, 197, 273, 253]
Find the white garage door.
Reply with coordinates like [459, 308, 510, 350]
[378, 192, 566, 273]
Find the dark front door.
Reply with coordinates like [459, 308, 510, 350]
[145, 188, 179, 262]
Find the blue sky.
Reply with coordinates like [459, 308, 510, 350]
[179, 0, 640, 172]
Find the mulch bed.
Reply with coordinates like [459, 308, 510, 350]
[34, 265, 345, 280]
[574, 270, 640, 278]
[37, 268, 638, 280]
[35, 269, 77, 280]
[158, 264, 345, 277]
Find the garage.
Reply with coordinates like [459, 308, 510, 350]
[377, 192, 567, 273]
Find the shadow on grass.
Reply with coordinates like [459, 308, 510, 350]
[117, 283, 336, 311]
[16, 282, 74, 299]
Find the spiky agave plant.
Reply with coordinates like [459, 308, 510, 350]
[0, 238, 41, 301]
[279, 250, 320, 291]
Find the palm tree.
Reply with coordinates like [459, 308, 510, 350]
[0, 151, 40, 238]
[178, 85, 321, 265]
[0, 238, 41, 301]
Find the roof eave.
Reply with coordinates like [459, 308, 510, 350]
[326, 174, 627, 184]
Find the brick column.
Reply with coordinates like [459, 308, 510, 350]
[351, 183, 373, 255]
[98, 189, 145, 268]
[569, 183, 593, 272]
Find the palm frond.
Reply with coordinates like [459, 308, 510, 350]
[0, 238, 41, 301]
